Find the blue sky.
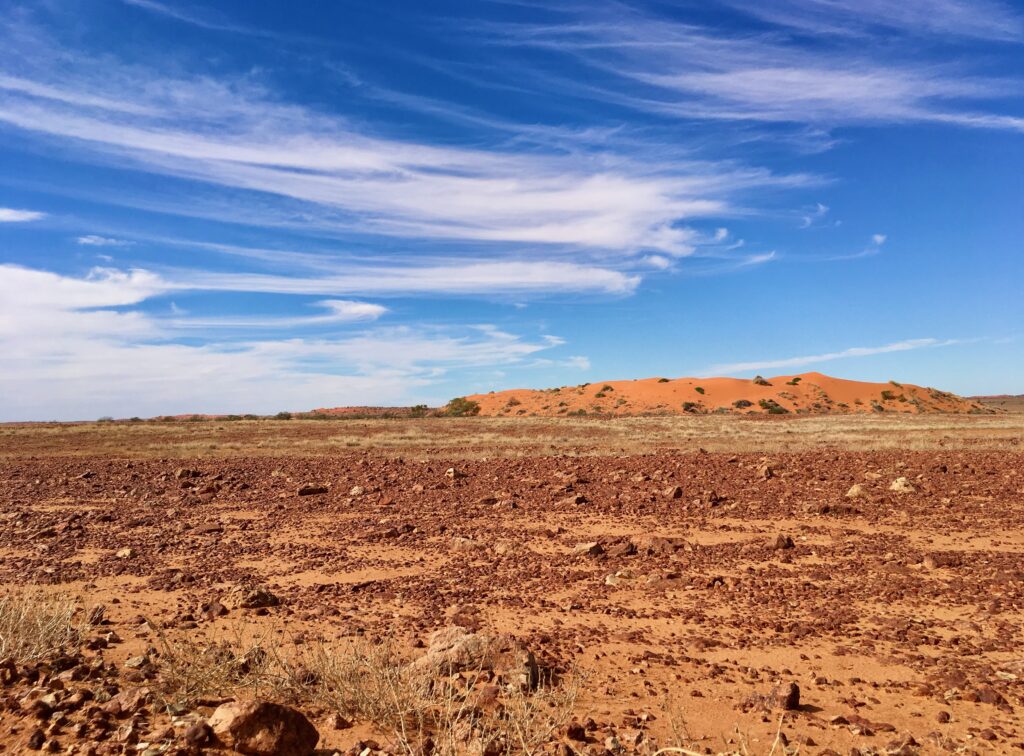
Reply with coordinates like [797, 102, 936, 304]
[1, 0, 1022, 420]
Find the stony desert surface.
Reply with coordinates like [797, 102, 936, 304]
[464, 373, 987, 417]
[2, 414, 1024, 755]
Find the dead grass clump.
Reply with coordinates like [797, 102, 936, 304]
[151, 628, 578, 755]
[149, 623, 286, 710]
[307, 638, 579, 755]
[0, 591, 81, 664]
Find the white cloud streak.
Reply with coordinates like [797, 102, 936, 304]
[171, 300, 388, 329]
[0, 33, 811, 257]
[0, 264, 577, 420]
[0, 207, 45, 222]
[706, 338, 960, 374]
[728, 0, 1024, 41]
[77, 235, 134, 247]
[170, 260, 640, 296]
[485, 6, 1024, 134]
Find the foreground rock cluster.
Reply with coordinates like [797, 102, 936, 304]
[2, 447, 1023, 753]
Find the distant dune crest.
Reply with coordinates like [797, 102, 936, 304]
[462, 372, 989, 417]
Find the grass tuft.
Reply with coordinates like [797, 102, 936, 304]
[0, 591, 82, 664]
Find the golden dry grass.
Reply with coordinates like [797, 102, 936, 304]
[0, 591, 82, 664]
[1, 413, 1022, 459]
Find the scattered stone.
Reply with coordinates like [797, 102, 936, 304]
[773, 534, 795, 550]
[890, 477, 917, 494]
[297, 484, 328, 496]
[846, 483, 867, 498]
[573, 542, 604, 557]
[183, 722, 213, 747]
[566, 722, 587, 742]
[753, 681, 801, 711]
[231, 583, 280, 610]
[200, 599, 229, 620]
[557, 493, 587, 506]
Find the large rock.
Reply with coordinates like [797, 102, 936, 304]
[208, 701, 319, 755]
[411, 626, 539, 690]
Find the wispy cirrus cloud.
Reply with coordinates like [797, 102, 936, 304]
[76, 235, 134, 247]
[728, 0, 1024, 41]
[170, 260, 640, 297]
[799, 202, 829, 228]
[171, 300, 388, 330]
[0, 207, 45, 222]
[706, 338, 961, 375]
[481, 3, 1024, 134]
[0, 25, 809, 259]
[118, 0, 279, 38]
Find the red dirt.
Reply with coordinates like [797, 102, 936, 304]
[465, 372, 987, 417]
[3, 443, 1024, 753]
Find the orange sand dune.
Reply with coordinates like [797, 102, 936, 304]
[464, 372, 988, 417]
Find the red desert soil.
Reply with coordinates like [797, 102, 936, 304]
[2, 421, 1024, 754]
[465, 372, 987, 417]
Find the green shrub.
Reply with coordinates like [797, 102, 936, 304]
[752, 375, 771, 386]
[444, 397, 481, 417]
[274, 411, 293, 420]
[694, 386, 705, 394]
[682, 402, 699, 412]
[657, 378, 670, 383]
[601, 385, 614, 392]
[732, 399, 753, 409]
[758, 399, 789, 414]
[880, 390, 896, 401]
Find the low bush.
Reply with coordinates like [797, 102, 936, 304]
[445, 397, 481, 417]
[758, 399, 789, 414]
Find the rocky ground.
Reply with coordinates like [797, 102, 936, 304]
[2, 445, 1024, 754]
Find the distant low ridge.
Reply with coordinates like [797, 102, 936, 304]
[459, 372, 991, 417]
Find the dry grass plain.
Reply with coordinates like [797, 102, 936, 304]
[2, 413, 1023, 755]
[2, 412, 1022, 459]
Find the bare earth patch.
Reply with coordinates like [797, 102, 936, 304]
[1, 416, 1023, 754]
